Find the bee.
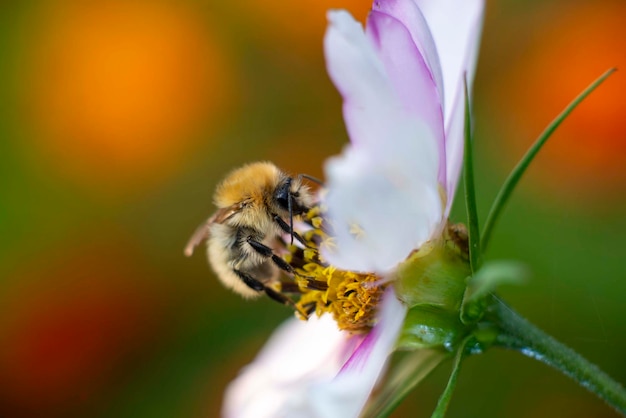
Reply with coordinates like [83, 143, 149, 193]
[184, 162, 318, 308]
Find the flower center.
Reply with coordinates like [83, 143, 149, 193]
[283, 205, 385, 333]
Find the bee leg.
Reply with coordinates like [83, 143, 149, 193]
[266, 287, 310, 319]
[246, 237, 317, 285]
[234, 268, 309, 319]
[233, 269, 265, 292]
[265, 287, 310, 318]
[272, 214, 307, 247]
[279, 281, 301, 293]
[246, 237, 295, 274]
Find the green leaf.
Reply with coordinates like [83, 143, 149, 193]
[461, 260, 528, 324]
[363, 349, 450, 418]
[430, 336, 473, 418]
[481, 68, 617, 252]
[463, 75, 481, 273]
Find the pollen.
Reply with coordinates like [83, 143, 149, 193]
[285, 206, 386, 333]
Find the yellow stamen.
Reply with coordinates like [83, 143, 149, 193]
[286, 206, 385, 333]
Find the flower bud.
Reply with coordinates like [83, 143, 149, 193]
[395, 224, 472, 351]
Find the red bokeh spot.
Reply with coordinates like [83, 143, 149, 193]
[0, 241, 164, 415]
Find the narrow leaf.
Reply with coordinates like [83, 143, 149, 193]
[431, 337, 473, 418]
[463, 75, 481, 273]
[481, 68, 616, 251]
[363, 349, 449, 418]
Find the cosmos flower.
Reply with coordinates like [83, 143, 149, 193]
[223, 0, 484, 417]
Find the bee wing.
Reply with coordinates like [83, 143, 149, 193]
[184, 220, 211, 257]
[184, 204, 241, 257]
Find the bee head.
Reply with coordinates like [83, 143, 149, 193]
[274, 177, 308, 216]
[274, 178, 290, 210]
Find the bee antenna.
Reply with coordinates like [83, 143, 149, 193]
[288, 188, 295, 245]
[299, 173, 323, 186]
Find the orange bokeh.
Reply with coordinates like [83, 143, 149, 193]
[20, 0, 232, 193]
[240, 0, 371, 47]
[0, 240, 165, 416]
[492, 2, 626, 201]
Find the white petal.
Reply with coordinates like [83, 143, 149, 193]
[442, 84, 466, 214]
[223, 290, 407, 418]
[323, 140, 442, 273]
[368, 0, 445, 129]
[413, 0, 484, 209]
[412, 0, 484, 126]
[281, 288, 407, 418]
[365, 9, 445, 185]
[222, 315, 357, 418]
[302, 287, 406, 418]
[323, 9, 443, 273]
[324, 10, 403, 149]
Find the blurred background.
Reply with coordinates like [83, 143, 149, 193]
[0, 0, 624, 417]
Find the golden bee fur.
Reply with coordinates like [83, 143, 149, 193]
[186, 162, 315, 300]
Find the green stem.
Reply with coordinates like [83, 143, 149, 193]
[488, 298, 626, 415]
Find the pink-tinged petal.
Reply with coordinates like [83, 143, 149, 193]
[443, 85, 466, 214]
[223, 290, 407, 418]
[372, 0, 484, 207]
[412, 0, 484, 209]
[411, 0, 484, 126]
[323, 9, 442, 273]
[366, 10, 445, 184]
[284, 288, 407, 418]
[222, 315, 359, 418]
[339, 287, 406, 375]
[369, 0, 444, 116]
[324, 10, 397, 149]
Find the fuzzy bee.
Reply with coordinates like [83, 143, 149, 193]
[185, 162, 317, 308]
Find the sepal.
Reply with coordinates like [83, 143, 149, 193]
[461, 260, 527, 324]
[394, 233, 470, 311]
